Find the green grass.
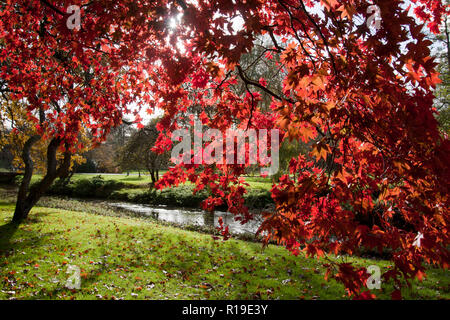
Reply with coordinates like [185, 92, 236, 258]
[0, 200, 448, 300]
[245, 180, 273, 191]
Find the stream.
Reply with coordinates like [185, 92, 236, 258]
[105, 202, 264, 236]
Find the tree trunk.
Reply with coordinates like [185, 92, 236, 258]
[445, 18, 449, 73]
[60, 167, 74, 186]
[13, 138, 71, 223]
[150, 169, 156, 184]
[13, 135, 40, 223]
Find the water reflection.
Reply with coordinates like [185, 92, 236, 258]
[203, 211, 214, 228]
[107, 202, 262, 235]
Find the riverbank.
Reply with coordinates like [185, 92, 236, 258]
[21, 174, 275, 210]
[0, 186, 265, 242]
[1, 188, 449, 300]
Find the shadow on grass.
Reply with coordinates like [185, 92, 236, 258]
[0, 221, 19, 252]
[0, 211, 62, 264]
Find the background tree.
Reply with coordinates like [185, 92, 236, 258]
[0, 98, 88, 177]
[116, 126, 146, 177]
[118, 119, 169, 184]
[432, 10, 450, 133]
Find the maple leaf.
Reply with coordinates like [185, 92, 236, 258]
[311, 141, 330, 161]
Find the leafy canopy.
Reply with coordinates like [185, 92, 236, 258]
[0, 0, 448, 299]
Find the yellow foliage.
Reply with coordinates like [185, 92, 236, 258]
[0, 99, 90, 174]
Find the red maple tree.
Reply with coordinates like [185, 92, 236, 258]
[1, 0, 448, 299]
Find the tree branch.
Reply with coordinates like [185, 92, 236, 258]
[39, 0, 66, 16]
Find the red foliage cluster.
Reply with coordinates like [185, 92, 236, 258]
[1, 0, 448, 299]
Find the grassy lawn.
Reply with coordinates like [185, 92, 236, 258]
[0, 200, 448, 300]
[245, 179, 273, 191]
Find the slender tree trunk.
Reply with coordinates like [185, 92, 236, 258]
[13, 138, 71, 223]
[150, 169, 156, 184]
[13, 135, 40, 222]
[60, 167, 74, 186]
[445, 18, 449, 72]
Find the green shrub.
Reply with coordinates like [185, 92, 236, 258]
[244, 189, 273, 209]
[129, 185, 273, 209]
[39, 176, 274, 209]
[14, 175, 23, 186]
[149, 186, 209, 207]
[72, 175, 124, 198]
[47, 179, 74, 196]
[110, 189, 147, 201]
[43, 175, 124, 199]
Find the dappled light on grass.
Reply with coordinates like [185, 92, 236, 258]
[0, 204, 448, 300]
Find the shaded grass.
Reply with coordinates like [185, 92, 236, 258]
[0, 203, 448, 300]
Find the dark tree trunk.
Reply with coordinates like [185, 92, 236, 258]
[150, 169, 156, 184]
[13, 135, 40, 223]
[445, 19, 449, 73]
[12, 138, 71, 223]
[60, 167, 75, 186]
